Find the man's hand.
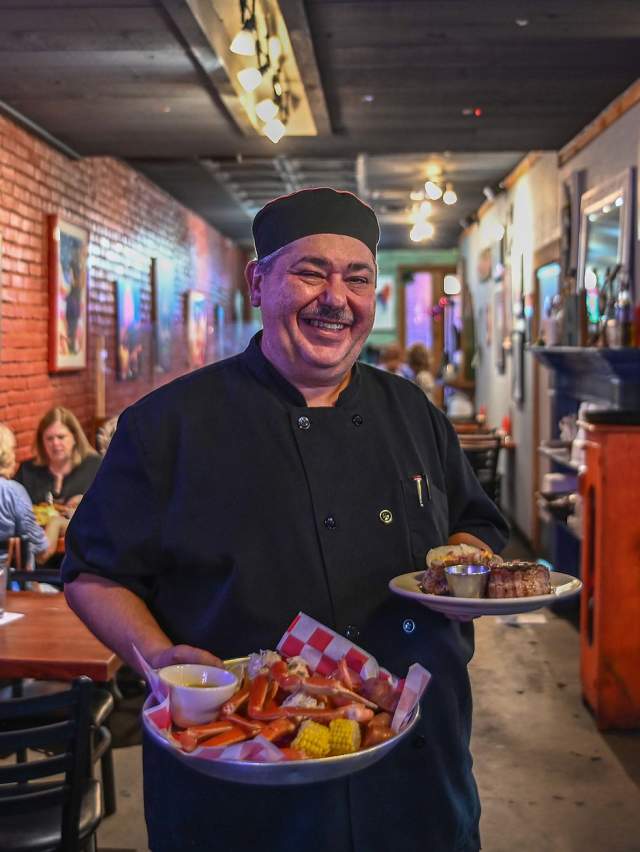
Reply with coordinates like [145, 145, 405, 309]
[148, 644, 224, 670]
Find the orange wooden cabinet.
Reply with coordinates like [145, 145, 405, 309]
[580, 421, 640, 729]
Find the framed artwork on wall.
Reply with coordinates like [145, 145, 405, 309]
[48, 215, 88, 372]
[116, 279, 143, 381]
[493, 283, 505, 374]
[151, 257, 174, 372]
[511, 329, 525, 406]
[372, 273, 396, 331]
[186, 289, 209, 368]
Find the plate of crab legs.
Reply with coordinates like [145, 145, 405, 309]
[142, 656, 421, 786]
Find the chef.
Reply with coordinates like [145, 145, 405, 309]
[63, 187, 508, 852]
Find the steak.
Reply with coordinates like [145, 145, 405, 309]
[487, 561, 551, 598]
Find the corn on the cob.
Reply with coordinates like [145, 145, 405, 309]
[328, 718, 361, 755]
[291, 720, 330, 758]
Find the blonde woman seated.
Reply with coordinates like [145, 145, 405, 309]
[14, 406, 101, 511]
[0, 423, 64, 568]
[407, 343, 436, 403]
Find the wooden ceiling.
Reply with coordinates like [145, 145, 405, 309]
[0, 0, 638, 249]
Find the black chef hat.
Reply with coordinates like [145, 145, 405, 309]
[252, 187, 380, 260]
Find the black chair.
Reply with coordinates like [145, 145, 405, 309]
[0, 676, 103, 852]
[461, 435, 502, 504]
[2, 566, 116, 817]
[4, 680, 117, 819]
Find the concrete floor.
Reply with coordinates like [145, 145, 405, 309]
[97, 608, 640, 852]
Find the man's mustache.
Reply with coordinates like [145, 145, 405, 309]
[299, 306, 354, 325]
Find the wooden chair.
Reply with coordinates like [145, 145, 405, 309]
[461, 434, 502, 504]
[0, 676, 103, 852]
[0, 537, 23, 571]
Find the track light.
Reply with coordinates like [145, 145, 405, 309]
[237, 67, 263, 92]
[263, 117, 287, 143]
[424, 180, 443, 200]
[230, 0, 257, 56]
[256, 98, 279, 121]
[410, 221, 434, 242]
[482, 185, 496, 201]
[443, 183, 457, 205]
[230, 28, 256, 56]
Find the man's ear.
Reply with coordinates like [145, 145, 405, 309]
[245, 260, 262, 307]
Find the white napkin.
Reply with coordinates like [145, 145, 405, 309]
[0, 611, 25, 627]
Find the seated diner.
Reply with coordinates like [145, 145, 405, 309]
[14, 406, 101, 509]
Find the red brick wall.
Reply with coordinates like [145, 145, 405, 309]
[0, 114, 248, 460]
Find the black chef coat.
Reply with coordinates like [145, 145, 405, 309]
[63, 333, 508, 852]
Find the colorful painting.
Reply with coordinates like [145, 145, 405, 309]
[48, 216, 88, 371]
[116, 279, 143, 380]
[186, 290, 209, 368]
[373, 273, 396, 331]
[151, 257, 174, 372]
[477, 247, 492, 283]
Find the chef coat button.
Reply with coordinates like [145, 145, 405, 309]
[323, 515, 336, 530]
[412, 734, 426, 750]
[402, 618, 416, 634]
[297, 415, 311, 430]
[345, 625, 360, 641]
[352, 414, 363, 427]
[379, 509, 393, 525]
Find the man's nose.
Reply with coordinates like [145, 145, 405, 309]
[318, 274, 348, 306]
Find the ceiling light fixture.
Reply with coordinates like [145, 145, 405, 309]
[263, 117, 287, 143]
[409, 221, 435, 242]
[409, 190, 424, 201]
[237, 66, 263, 92]
[443, 275, 461, 295]
[267, 35, 282, 63]
[230, 0, 257, 55]
[424, 180, 443, 200]
[443, 183, 458, 205]
[255, 97, 279, 121]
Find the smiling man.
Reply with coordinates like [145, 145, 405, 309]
[63, 188, 508, 852]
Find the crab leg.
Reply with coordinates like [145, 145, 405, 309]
[300, 676, 378, 709]
[220, 686, 250, 716]
[251, 702, 374, 723]
[225, 714, 264, 736]
[259, 717, 297, 742]
[173, 720, 235, 753]
[200, 725, 249, 748]
[269, 660, 302, 692]
[247, 673, 271, 719]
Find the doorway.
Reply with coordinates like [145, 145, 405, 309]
[398, 265, 456, 407]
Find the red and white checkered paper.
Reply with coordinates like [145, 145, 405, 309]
[140, 613, 431, 762]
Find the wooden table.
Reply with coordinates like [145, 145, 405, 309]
[0, 591, 121, 682]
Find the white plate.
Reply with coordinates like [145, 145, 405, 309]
[142, 658, 421, 786]
[388, 571, 582, 617]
